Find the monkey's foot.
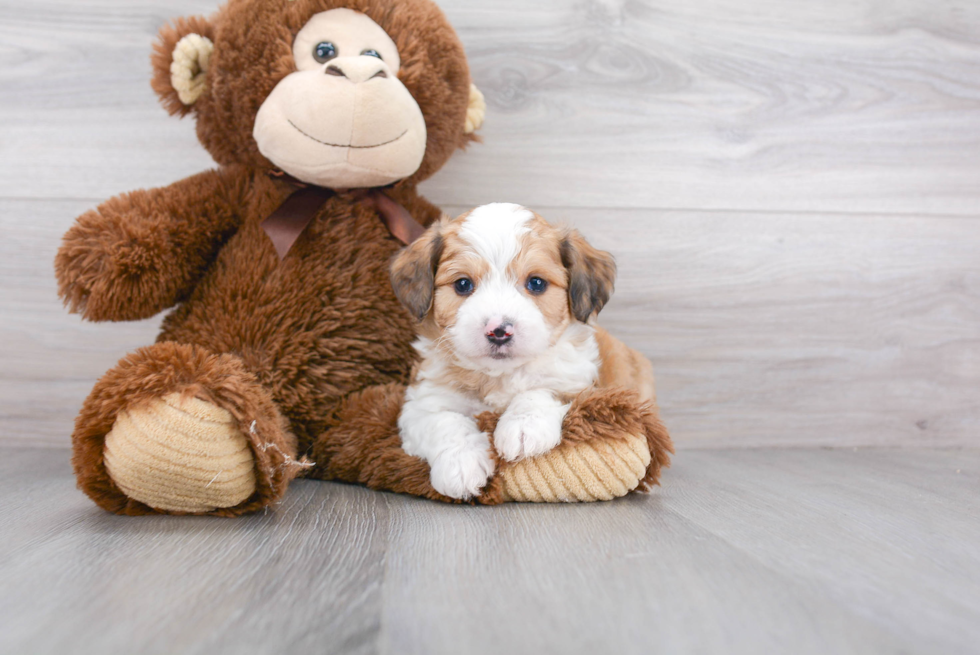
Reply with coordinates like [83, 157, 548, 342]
[104, 393, 257, 513]
[73, 341, 306, 516]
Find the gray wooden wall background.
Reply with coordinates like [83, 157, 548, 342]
[2, 0, 978, 449]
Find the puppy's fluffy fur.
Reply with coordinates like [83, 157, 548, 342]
[390, 203, 655, 499]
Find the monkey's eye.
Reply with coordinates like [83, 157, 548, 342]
[526, 276, 548, 294]
[454, 278, 475, 296]
[313, 42, 338, 63]
[360, 49, 383, 60]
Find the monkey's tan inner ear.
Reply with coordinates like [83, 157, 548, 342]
[171, 33, 214, 106]
[465, 84, 486, 134]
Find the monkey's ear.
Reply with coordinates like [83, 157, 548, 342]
[560, 229, 617, 323]
[390, 221, 446, 321]
[151, 16, 216, 117]
[463, 84, 486, 135]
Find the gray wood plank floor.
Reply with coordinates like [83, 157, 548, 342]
[1, 447, 978, 655]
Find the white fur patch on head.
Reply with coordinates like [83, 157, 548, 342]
[458, 203, 533, 273]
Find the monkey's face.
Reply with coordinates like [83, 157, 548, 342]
[253, 9, 427, 189]
[152, 0, 480, 185]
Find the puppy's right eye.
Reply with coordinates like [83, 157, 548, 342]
[525, 276, 548, 294]
[454, 278, 474, 295]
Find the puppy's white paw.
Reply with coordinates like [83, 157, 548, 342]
[429, 442, 495, 500]
[494, 409, 563, 462]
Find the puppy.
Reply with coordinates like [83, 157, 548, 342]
[390, 203, 655, 500]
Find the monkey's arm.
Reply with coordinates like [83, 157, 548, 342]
[55, 167, 248, 322]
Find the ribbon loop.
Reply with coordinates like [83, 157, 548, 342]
[261, 174, 426, 261]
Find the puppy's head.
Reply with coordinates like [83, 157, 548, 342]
[390, 203, 616, 371]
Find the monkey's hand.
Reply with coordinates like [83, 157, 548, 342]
[55, 169, 245, 322]
[56, 204, 183, 321]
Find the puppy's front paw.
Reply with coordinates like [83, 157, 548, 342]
[429, 443, 495, 500]
[494, 410, 563, 462]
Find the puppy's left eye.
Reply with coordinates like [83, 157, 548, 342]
[526, 276, 548, 294]
[454, 278, 474, 295]
[361, 49, 383, 60]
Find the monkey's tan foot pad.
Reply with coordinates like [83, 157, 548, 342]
[104, 393, 257, 513]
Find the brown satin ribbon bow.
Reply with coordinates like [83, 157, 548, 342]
[261, 172, 425, 261]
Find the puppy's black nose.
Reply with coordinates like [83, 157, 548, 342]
[486, 324, 514, 346]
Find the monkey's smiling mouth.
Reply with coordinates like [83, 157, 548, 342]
[288, 120, 407, 149]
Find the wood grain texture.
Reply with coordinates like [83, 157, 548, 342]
[0, 449, 389, 655]
[2, 0, 980, 213]
[431, 0, 980, 214]
[0, 199, 163, 447]
[1, 447, 978, 654]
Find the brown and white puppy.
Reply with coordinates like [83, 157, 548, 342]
[390, 203, 655, 500]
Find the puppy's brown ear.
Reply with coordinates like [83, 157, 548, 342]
[560, 229, 617, 323]
[390, 223, 445, 321]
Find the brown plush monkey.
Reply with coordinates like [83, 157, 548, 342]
[56, 0, 672, 516]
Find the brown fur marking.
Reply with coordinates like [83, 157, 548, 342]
[390, 225, 445, 321]
[595, 326, 657, 403]
[560, 229, 617, 323]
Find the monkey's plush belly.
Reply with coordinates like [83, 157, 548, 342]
[157, 199, 418, 451]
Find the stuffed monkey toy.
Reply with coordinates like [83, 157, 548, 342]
[55, 0, 672, 516]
